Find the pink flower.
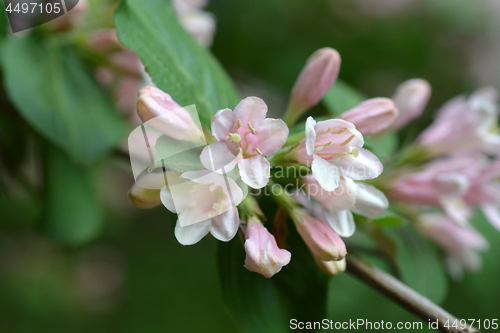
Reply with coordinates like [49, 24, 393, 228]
[284, 48, 341, 125]
[339, 98, 399, 135]
[463, 157, 500, 231]
[388, 154, 474, 224]
[200, 97, 289, 189]
[419, 213, 489, 279]
[292, 117, 383, 191]
[302, 175, 388, 237]
[172, 0, 216, 47]
[314, 258, 346, 276]
[138, 86, 206, 144]
[244, 217, 291, 278]
[291, 210, 347, 261]
[418, 88, 500, 157]
[391, 78, 431, 130]
[160, 170, 243, 245]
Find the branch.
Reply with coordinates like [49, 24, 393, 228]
[346, 255, 480, 333]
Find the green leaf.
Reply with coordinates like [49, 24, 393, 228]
[370, 209, 407, 228]
[150, 135, 204, 173]
[323, 79, 366, 115]
[0, 0, 7, 39]
[217, 238, 290, 333]
[384, 226, 449, 304]
[114, 0, 241, 127]
[42, 145, 104, 246]
[2, 36, 127, 165]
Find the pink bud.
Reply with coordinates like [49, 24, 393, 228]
[314, 257, 346, 276]
[244, 217, 291, 278]
[292, 210, 346, 261]
[137, 86, 205, 144]
[340, 98, 399, 135]
[285, 48, 341, 124]
[391, 79, 431, 130]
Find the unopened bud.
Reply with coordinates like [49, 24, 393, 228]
[292, 210, 346, 261]
[314, 257, 346, 276]
[137, 86, 205, 144]
[391, 79, 431, 130]
[285, 48, 341, 125]
[340, 98, 398, 135]
[244, 217, 291, 278]
[129, 184, 161, 209]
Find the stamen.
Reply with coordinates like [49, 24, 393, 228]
[248, 122, 256, 134]
[236, 119, 242, 129]
[254, 148, 263, 155]
[330, 127, 347, 135]
[351, 148, 359, 157]
[339, 135, 355, 146]
[315, 141, 332, 151]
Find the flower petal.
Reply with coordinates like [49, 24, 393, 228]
[351, 184, 389, 217]
[311, 154, 340, 191]
[174, 219, 212, 245]
[211, 108, 237, 141]
[238, 154, 271, 189]
[322, 208, 356, 237]
[160, 186, 177, 213]
[234, 96, 268, 127]
[255, 118, 289, 156]
[209, 207, 240, 241]
[481, 204, 500, 231]
[200, 142, 238, 174]
[332, 147, 383, 180]
[305, 116, 317, 156]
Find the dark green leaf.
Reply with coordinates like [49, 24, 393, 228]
[217, 238, 290, 333]
[0, 0, 7, 39]
[114, 0, 241, 127]
[42, 145, 103, 246]
[2, 36, 126, 165]
[323, 79, 366, 115]
[370, 209, 407, 228]
[385, 226, 449, 304]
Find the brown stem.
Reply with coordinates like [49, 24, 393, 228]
[346, 255, 480, 333]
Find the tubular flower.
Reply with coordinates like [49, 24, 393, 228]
[339, 98, 399, 135]
[391, 78, 431, 130]
[298, 175, 388, 237]
[200, 97, 289, 189]
[244, 216, 291, 278]
[137, 86, 206, 144]
[419, 213, 489, 280]
[418, 87, 500, 157]
[292, 116, 383, 191]
[160, 170, 243, 245]
[314, 258, 346, 276]
[290, 209, 346, 261]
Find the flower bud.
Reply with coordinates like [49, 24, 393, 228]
[244, 217, 291, 278]
[314, 258, 346, 276]
[292, 210, 346, 261]
[137, 86, 205, 144]
[285, 48, 341, 125]
[129, 184, 161, 209]
[391, 79, 431, 130]
[340, 98, 398, 135]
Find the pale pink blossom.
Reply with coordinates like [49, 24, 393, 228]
[160, 170, 243, 245]
[137, 86, 205, 144]
[292, 117, 383, 191]
[200, 97, 289, 189]
[244, 217, 291, 278]
[285, 48, 341, 125]
[418, 88, 500, 156]
[290, 210, 346, 261]
[302, 175, 388, 237]
[391, 78, 431, 130]
[419, 213, 489, 279]
[340, 98, 399, 135]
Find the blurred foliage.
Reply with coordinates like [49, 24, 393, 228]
[1, 0, 500, 332]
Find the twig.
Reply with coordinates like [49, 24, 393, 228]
[346, 255, 480, 333]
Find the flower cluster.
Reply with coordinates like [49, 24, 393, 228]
[128, 46, 500, 280]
